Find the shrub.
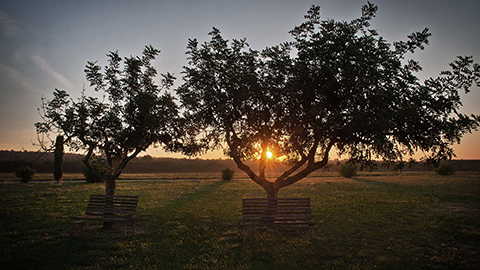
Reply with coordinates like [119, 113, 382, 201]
[339, 162, 357, 178]
[83, 162, 107, 183]
[221, 168, 235, 181]
[436, 163, 455, 176]
[15, 166, 36, 183]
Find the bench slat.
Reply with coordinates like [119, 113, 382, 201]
[71, 194, 139, 237]
[242, 197, 315, 241]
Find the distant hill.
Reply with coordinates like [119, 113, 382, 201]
[0, 150, 479, 173]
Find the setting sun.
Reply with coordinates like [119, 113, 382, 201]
[266, 151, 273, 159]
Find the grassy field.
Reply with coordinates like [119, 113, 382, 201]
[1, 172, 479, 269]
[0, 170, 345, 182]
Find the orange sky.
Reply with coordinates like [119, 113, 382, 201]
[0, 0, 479, 159]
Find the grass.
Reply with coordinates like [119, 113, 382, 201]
[1, 171, 479, 269]
[0, 170, 423, 182]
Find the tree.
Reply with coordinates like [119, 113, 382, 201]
[36, 45, 182, 197]
[53, 135, 64, 182]
[177, 3, 480, 199]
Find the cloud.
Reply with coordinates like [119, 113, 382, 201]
[0, 9, 22, 37]
[0, 63, 36, 92]
[32, 54, 74, 89]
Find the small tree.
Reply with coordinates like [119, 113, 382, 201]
[53, 135, 64, 182]
[178, 3, 480, 199]
[36, 46, 184, 229]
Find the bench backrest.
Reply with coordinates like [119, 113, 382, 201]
[242, 198, 312, 224]
[86, 194, 139, 218]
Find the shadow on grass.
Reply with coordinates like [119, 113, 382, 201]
[350, 177, 410, 188]
[138, 180, 327, 269]
[160, 180, 228, 209]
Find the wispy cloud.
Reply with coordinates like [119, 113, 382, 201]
[0, 9, 73, 91]
[0, 63, 36, 92]
[0, 9, 22, 37]
[32, 54, 74, 89]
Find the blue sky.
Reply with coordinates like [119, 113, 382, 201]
[0, 0, 479, 159]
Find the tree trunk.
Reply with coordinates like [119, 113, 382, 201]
[265, 186, 278, 200]
[53, 135, 64, 183]
[262, 179, 279, 200]
[263, 183, 279, 225]
[105, 178, 115, 196]
[103, 178, 116, 230]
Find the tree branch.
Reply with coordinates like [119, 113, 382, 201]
[227, 131, 261, 185]
[276, 140, 334, 188]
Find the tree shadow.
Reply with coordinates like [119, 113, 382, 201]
[349, 177, 408, 189]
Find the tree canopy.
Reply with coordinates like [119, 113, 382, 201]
[36, 45, 182, 195]
[177, 3, 480, 198]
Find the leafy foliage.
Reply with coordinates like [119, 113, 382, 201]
[83, 159, 108, 183]
[177, 3, 480, 198]
[36, 46, 182, 195]
[15, 166, 36, 183]
[339, 162, 357, 178]
[221, 168, 235, 181]
[435, 163, 456, 176]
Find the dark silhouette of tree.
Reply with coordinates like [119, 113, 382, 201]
[53, 135, 63, 182]
[36, 45, 182, 197]
[177, 3, 480, 199]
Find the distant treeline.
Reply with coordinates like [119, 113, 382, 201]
[0, 150, 239, 173]
[0, 150, 83, 173]
[1, 150, 479, 174]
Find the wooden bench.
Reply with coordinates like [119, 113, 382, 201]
[71, 194, 139, 237]
[242, 197, 316, 242]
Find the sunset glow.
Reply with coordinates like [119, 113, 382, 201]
[0, 1, 478, 160]
[266, 151, 273, 159]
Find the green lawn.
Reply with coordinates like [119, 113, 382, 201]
[1, 172, 479, 269]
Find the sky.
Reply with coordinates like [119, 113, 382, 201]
[0, 0, 479, 160]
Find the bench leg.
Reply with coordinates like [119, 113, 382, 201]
[309, 225, 314, 240]
[133, 220, 136, 234]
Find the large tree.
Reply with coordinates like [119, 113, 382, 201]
[177, 3, 480, 199]
[36, 45, 182, 196]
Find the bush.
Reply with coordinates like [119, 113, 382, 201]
[339, 162, 357, 178]
[15, 166, 36, 183]
[221, 168, 235, 181]
[83, 162, 107, 183]
[436, 163, 455, 176]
